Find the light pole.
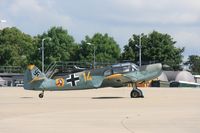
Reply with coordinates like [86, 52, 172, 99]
[41, 37, 51, 73]
[87, 42, 96, 69]
[135, 34, 142, 67]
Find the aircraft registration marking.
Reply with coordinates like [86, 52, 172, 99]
[56, 78, 65, 87]
[66, 74, 80, 86]
[83, 72, 92, 81]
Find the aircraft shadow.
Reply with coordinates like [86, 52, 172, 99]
[92, 97, 125, 99]
[20, 97, 33, 99]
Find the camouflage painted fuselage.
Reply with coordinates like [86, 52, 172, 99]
[24, 63, 162, 91]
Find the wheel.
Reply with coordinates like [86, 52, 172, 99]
[130, 88, 144, 98]
[39, 93, 44, 98]
[137, 89, 144, 98]
[130, 89, 140, 98]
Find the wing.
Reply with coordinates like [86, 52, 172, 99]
[105, 73, 137, 84]
[91, 76, 105, 88]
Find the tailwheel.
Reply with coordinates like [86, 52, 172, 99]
[130, 84, 144, 98]
[39, 91, 44, 98]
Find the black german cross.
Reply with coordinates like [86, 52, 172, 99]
[66, 74, 80, 86]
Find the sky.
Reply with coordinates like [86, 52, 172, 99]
[0, 0, 200, 60]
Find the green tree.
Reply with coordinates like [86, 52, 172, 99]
[32, 26, 80, 69]
[121, 31, 184, 70]
[0, 27, 34, 68]
[79, 33, 121, 63]
[185, 55, 200, 74]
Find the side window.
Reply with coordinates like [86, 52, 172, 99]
[131, 67, 136, 72]
[131, 65, 138, 71]
[113, 68, 123, 74]
[123, 66, 130, 72]
[104, 70, 112, 76]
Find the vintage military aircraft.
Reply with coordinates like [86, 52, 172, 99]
[24, 62, 162, 98]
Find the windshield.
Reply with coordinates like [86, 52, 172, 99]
[104, 63, 138, 76]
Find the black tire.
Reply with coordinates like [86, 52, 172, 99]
[39, 93, 44, 98]
[130, 89, 144, 98]
[137, 89, 144, 98]
[130, 89, 140, 98]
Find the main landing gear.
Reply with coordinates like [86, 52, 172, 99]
[39, 90, 44, 98]
[130, 84, 144, 98]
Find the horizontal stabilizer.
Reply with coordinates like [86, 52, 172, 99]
[29, 77, 45, 83]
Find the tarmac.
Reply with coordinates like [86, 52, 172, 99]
[0, 87, 200, 133]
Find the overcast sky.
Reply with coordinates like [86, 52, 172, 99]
[0, 0, 200, 59]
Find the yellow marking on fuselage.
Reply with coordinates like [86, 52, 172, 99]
[27, 64, 35, 70]
[83, 72, 92, 81]
[105, 74, 122, 80]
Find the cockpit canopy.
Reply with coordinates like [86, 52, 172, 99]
[104, 63, 138, 76]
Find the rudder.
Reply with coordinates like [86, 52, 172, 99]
[23, 65, 46, 90]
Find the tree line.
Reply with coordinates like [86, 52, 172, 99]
[0, 26, 199, 73]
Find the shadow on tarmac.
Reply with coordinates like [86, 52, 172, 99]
[20, 97, 33, 99]
[92, 97, 125, 99]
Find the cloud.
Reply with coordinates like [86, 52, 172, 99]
[9, 0, 43, 14]
[7, 0, 72, 34]
[0, 0, 200, 57]
[106, 0, 200, 26]
[174, 31, 200, 56]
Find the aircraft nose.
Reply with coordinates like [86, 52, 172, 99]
[151, 63, 162, 71]
[140, 63, 162, 72]
[152, 63, 162, 71]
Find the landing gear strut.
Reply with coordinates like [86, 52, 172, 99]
[130, 84, 144, 98]
[39, 90, 44, 98]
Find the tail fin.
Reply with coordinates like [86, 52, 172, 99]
[23, 65, 46, 90]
